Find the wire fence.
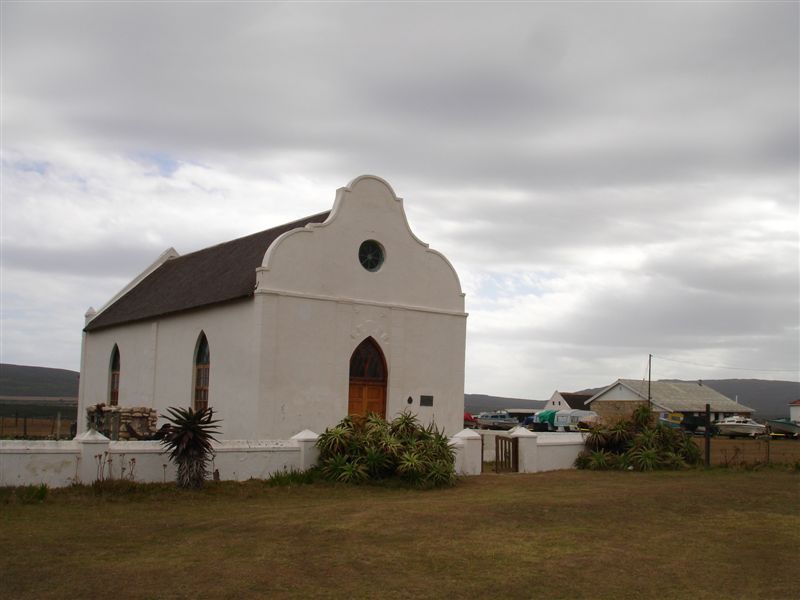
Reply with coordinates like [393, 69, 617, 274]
[693, 436, 800, 467]
[0, 415, 77, 440]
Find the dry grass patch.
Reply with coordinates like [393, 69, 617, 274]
[2, 469, 798, 599]
[695, 437, 800, 466]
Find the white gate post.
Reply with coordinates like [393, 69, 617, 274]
[510, 427, 539, 473]
[74, 429, 111, 484]
[451, 429, 482, 475]
[291, 430, 320, 471]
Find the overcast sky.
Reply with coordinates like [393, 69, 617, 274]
[2, 2, 798, 399]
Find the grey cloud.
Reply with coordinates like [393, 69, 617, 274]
[2, 241, 164, 279]
[4, 3, 797, 193]
[2, 2, 797, 392]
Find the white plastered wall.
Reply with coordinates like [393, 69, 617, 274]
[254, 294, 466, 438]
[78, 300, 260, 438]
[544, 391, 565, 410]
[253, 176, 467, 438]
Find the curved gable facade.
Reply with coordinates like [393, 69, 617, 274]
[258, 175, 464, 313]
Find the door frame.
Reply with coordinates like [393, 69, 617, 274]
[348, 337, 388, 418]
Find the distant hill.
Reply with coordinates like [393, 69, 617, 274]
[579, 378, 800, 420]
[464, 394, 546, 414]
[2, 364, 795, 421]
[0, 364, 79, 398]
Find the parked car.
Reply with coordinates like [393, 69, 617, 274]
[463, 411, 478, 429]
[475, 411, 519, 430]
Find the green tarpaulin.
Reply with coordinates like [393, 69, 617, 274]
[536, 410, 557, 425]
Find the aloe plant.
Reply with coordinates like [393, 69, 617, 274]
[426, 459, 456, 487]
[576, 407, 701, 472]
[363, 445, 392, 478]
[585, 426, 610, 451]
[316, 412, 455, 488]
[390, 411, 420, 439]
[397, 450, 427, 483]
[316, 426, 351, 458]
[160, 406, 221, 489]
[631, 404, 654, 430]
[679, 434, 702, 465]
[587, 449, 613, 470]
[627, 446, 660, 471]
[321, 453, 349, 480]
[336, 460, 368, 484]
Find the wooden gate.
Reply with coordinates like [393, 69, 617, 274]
[495, 435, 519, 473]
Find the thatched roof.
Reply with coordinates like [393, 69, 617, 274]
[85, 211, 330, 331]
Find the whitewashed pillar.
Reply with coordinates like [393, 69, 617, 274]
[74, 429, 110, 484]
[290, 430, 320, 471]
[511, 427, 539, 473]
[451, 429, 482, 476]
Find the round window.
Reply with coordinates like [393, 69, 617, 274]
[358, 240, 384, 272]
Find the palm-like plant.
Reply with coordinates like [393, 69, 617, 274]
[160, 406, 221, 489]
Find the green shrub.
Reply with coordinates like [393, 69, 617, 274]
[316, 412, 456, 488]
[575, 406, 701, 472]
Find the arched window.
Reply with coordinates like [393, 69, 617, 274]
[109, 345, 121, 406]
[349, 337, 386, 380]
[194, 333, 210, 411]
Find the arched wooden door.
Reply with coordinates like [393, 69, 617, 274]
[348, 337, 387, 418]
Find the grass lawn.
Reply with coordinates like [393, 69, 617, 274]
[2, 469, 798, 600]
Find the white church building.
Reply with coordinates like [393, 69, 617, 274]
[77, 175, 467, 439]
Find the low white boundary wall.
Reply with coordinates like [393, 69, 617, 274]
[479, 429, 585, 472]
[1, 428, 485, 487]
[0, 429, 319, 488]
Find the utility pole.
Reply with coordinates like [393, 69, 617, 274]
[648, 353, 652, 408]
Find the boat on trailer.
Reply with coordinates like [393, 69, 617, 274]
[766, 418, 800, 439]
[714, 415, 767, 437]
